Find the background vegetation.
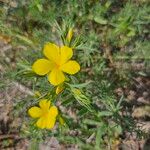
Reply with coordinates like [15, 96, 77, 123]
[0, 0, 149, 149]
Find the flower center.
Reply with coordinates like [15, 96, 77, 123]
[41, 109, 49, 117]
[55, 63, 61, 69]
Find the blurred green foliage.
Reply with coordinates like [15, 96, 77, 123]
[0, 0, 149, 149]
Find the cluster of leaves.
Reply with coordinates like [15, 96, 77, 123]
[0, 0, 149, 149]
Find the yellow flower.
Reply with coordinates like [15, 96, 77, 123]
[28, 99, 58, 129]
[67, 28, 73, 42]
[34, 91, 41, 98]
[32, 43, 80, 86]
[56, 85, 64, 94]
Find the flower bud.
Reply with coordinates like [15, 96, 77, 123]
[67, 28, 73, 43]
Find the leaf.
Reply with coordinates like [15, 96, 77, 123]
[71, 88, 93, 112]
[116, 95, 124, 110]
[83, 119, 101, 126]
[97, 111, 113, 117]
[77, 108, 89, 116]
[15, 34, 34, 46]
[95, 127, 102, 150]
[36, 4, 43, 12]
[95, 124, 107, 150]
[66, 81, 92, 88]
[94, 17, 108, 25]
[61, 97, 74, 106]
[105, 1, 111, 8]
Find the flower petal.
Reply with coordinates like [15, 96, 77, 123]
[43, 43, 60, 63]
[48, 69, 65, 86]
[46, 118, 56, 129]
[37, 112, 57, 129]
[32, 59, 54, 75]
[39, 99, 51, 110]
[28, 107, 42, 118]
[49, 106, 58, 118]
[60, 46, 73, 64]
[60, 60, 80, 74]
[67, 28, 73, 42]
[36, 117, 46, 129]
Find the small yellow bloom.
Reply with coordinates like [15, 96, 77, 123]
[66, 28, 73, 42]
[34, 91, 41, 97]
[56, 85, 64, 94]
[28, 99, 58, 129]
[32, 43, 80, 86]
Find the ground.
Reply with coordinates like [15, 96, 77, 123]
[0, 34, 150, 150]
